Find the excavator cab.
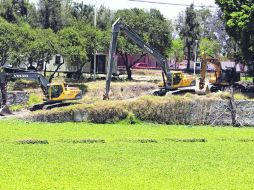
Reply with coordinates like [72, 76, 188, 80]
[49, 84, 63, 99]
[48, 83, 82, 101]
[159, 71, 196, 90]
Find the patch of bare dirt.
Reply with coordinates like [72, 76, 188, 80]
[0, 109, 32, 120]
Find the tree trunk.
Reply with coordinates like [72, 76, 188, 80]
[76, 62, 86, 80]
[187, 43, 191, 73]
[126, 66, 132, 80]
[44, 4, 50, 29]
[43, 61, 48, 77]
[120, 52, 132, 80]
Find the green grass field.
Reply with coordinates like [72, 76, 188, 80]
[0, 120, 254, 190]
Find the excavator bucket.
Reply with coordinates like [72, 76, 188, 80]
[0, 106, 13, 116]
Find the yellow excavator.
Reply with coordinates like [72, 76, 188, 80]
[199, 53, 241, 92]
[0, 66, 82, 113]
[104, 18, 196, 98]
[158, 70, 196, 90]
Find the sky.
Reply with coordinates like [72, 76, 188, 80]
[29, 0, 217, 19]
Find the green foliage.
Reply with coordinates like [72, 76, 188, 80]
[88, 103, 128, 124]
[38, 0, 63, 32]
[27, 93, 43, 107]
[125, 112, 140, 125]
[177, 4, 201, 71]
[0, 0, 29, 23]
[116, 8, 172, 56]
[114, 8, 172, 79]
[9, 104, 23, 112]
[216, 0, 254, 66]
[0, 19, 20, 66]
[8, 93, 43, 111]
[57, 27, 87, 72]
[196, 8, 216, 40]
[199, 38, 220, 57]
[167, 38, 184, 62]
[1, 120, 254, 189]
[22, 28, 58, 66]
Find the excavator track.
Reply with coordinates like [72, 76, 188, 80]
[30, 102, 79, 111]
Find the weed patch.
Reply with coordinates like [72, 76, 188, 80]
[16, 139, 49, 144]
[72, 139, 106, 144]
[238, 138, 254, 142]
[165, 138, 207, 142]
[136, 138, 158, 143]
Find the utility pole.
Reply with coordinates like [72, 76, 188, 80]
[93, 4, 97, 80]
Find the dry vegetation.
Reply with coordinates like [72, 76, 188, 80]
[9, 72, 254, 125]
[25, 93, 227, 124]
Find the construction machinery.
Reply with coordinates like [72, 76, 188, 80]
[0, 66, 82, 113]
[104, 18, 196, 99]
[199, 53, 241, 92]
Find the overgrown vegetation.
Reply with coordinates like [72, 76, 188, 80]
[25, 94, 220, 124]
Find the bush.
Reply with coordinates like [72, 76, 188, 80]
[88, 103, 128, 123]
[27, 93, 43, 107]
[27, 101, 128, 123]
[129, 95, 217, 125]
[25, 94, 227, 125]
[9, 104, 23, 112]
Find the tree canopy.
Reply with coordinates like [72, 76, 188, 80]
[216, 0, 254, 66]
[114, 8, 172, 79]
[177, 4, 201, 72]
[4, 0, 253, 79]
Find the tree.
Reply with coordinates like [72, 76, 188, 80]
[26, 3, 40, 27]
[57, 27, 87, 79]
[196, 8, 216, 40]
[167, 39, 184, 68]
[70, 1, 94, 24]
[216, 0, 254, 73]
[97, 5, 114, 30]
[0, 0, 29, 23]
[199, 38, 220, 57]
[115, 8, 172, 80]
[0, 18, 21, 66]
[38, 0, 63, 32]
[21, 28, 58, 78]
[177, 4, 201, 72]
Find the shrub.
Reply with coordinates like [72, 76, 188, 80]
[27, 93, 43, 107]
[27, 101, 128, 123]
[25, 94, 228, 125]
[88, 102, 128, 123]
[129, 96, 216, 125]
[9, 104, 23, 112]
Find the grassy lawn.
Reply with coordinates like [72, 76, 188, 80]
[0, 120, 254, 189]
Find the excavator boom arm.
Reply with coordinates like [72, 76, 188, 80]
[199, 53, 221, 90]
[104, 18, 169, 99]
[0, 67, 49, 105]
